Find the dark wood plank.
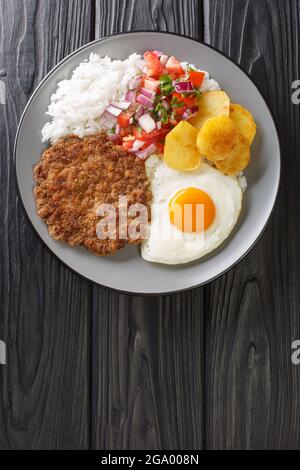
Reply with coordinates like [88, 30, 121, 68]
[95, 0, 202, 37]
[0, 0, 93, 450]
[204, 0, 300, 450]
[92, 0, 205, 451]
[91, 291, 204, 450]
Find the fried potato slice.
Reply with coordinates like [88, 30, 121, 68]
[215, 132, 251, 175]
[190, 91, 230, 129]
[230, 104, 257, 145]
[197, 115, 239, 162]
[164, 121, 201, 171]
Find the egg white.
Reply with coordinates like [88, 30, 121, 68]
[141, 155, 243, 265]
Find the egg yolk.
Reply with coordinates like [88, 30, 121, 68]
[169, 187, 216, 233]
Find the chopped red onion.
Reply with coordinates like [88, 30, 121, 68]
[100, 120, 114, 130]
[157, 121, 162, 130]
[140, 87, 156, 100]
[132, 139, 145, 151]
[111, 100, 131, 110]
[126, 90, 136, 103]
[129, 117, 134, 125]
[162, 100, 170, 110]
[182, 109, 192, 120]
[135, 106, 145, 120]
[160, 55, 169, 66]
[174, 81, 194, 94]
[100, 112, 117, 129]
[134, 144, 157, 160]
[152, 50, 164, 58]
[108, 132, 122, 143]
[107, 105, 123, 117]
[138, 113, 156, 134]
[144, 78, 160, 92]
[136, 94, 154, 108]
[191, 106, 199, 114]
[128, 75, 143, 90]
[115, 124, 120, 135]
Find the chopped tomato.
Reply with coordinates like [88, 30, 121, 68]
[156, 142, 165, 154]
[174, 106, 186, 117]
[172, 92, 197, 108]
[120, 127, 133, 138]
[166, 56, 185, 77]
[172, 92, 185, 103]
[183, 95, 198, 107]
[122, 141, 134, 151]
[134, 127, 171, 143]
[118, 111, 132, 129]
[144, 51, 164, 78]
[189, 70, 205, 88]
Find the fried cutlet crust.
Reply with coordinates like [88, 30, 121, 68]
[34, 133, 152, 256]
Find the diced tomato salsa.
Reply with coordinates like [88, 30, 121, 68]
[107, 50, 205, 159]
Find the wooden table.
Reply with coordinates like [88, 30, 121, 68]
[0, 0, 299, 450]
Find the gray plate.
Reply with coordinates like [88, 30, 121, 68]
[14, 32, 281, 295]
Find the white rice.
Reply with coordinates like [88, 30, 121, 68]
[238, 174, 248, 193]
[42, 53, 145, 143]
[42, 53, 220, 144]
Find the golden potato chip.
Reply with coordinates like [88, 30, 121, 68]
[230, 104, 257, 145]
[190, 91, 230, 129]
[164, 121, 201, 171]
[197, 115, 238, 162]
[215, 132, 250, 175]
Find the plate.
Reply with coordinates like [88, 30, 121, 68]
[14, 32, 281, 295]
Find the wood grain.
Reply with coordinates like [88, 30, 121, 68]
[91, 291, 204, 450]
[0, 0, 93, 450]
[95, 0, 202, 37]
[204, 0, 300, 450]
[92, 0, 205, 451]
[1, 0, 299, 451]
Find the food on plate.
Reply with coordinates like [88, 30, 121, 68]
[42, 51, 217, 157]
[34, 133, 152, 256]
[36, 48, 258, 265]
[215, 132, 251, 175]
[197, 115, 239, 162]
[196, 104, 256, 175]
[141, 156, 243, 265]
[42, 53, 146, 143]
[230, 103, 257, 145]
[190, 91, 230, 129]
[164, 121, 201, 171]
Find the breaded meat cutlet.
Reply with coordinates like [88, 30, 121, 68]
[34, 133, 152, 256]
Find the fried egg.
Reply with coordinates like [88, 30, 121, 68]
[141, 155, 243, 265]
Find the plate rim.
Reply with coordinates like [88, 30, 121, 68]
[14, 30, 282, 297]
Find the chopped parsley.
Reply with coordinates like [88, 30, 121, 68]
[159, 74, 175, 96]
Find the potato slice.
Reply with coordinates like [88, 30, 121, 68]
[230, 104, 257, 145]
[215, 132, 250, 175]
[164, 121, 201, 171]
[190, 91, 230, 129]
[197, 115, 238, 162]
